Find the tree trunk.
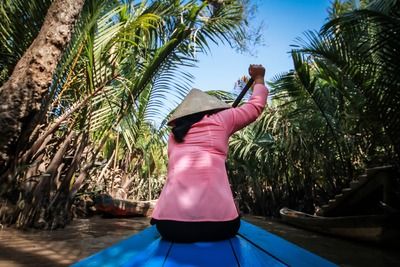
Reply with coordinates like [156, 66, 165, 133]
[16, 130, 76, 229]
[0, 0, 85, 167]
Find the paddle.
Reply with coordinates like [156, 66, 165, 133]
[232, 78, 254, 108]
[229, 77, 254, 213]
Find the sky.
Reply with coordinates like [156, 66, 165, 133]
[187, 0, 332, 92]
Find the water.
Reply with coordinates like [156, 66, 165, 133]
[0, 216, 150, 267]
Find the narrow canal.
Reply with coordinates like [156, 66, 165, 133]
[1, 216, 399, 266]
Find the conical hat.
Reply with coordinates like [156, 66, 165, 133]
[168, 88, 230, 126]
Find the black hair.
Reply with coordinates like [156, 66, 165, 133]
[171, 112, 207, 143]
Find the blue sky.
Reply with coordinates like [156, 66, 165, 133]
[188, 0, 331, 92]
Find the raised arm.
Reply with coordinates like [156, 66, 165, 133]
[215, 65, 268, 135]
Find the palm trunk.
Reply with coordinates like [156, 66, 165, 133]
[16, 130, 76, 228]
[0, 0, 85, 167]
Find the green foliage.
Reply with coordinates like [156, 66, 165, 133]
[28, 0, 253, 201]
[226, 0, 400, 216]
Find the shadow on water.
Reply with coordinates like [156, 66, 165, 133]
[0, 216, 151, 267]
[0, 242, 67, 267]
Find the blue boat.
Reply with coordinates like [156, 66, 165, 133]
[71, 220, 337, 267]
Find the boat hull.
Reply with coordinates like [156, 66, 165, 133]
[94, 195, 156, 217]
[71, 220, 337, 267]
[280, 207, 400, 243]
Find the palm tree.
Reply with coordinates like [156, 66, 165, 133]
[298, 0, 400, 162]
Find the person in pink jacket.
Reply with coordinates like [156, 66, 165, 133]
[151, 64, 268, 242]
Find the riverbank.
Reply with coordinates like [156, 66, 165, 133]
[1, 216, 399, 266]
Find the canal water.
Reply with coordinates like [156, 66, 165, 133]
[0, 217, 150, 267]
[0, 216, 399, 266]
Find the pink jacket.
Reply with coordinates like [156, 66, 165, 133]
[152, 84, 268, 221]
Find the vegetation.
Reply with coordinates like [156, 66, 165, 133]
[228, 0, 400, 216]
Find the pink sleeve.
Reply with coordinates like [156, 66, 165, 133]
[215, 84, 268, 135]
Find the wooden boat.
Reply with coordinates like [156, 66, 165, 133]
[280, 207, 400, 243]
[71, 220, 336, 266]
[279, 166, 400, 243]
[94, 194, 156, 217]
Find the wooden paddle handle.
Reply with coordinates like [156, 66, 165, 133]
[232, 78, 254, 108]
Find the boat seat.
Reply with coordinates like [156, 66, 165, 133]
[71, 220, 336, 267]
